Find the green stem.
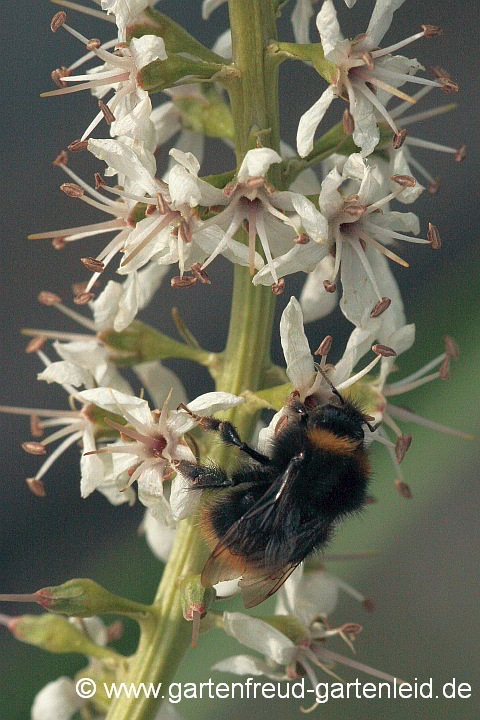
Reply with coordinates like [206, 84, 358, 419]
[104, 2, 279, 719]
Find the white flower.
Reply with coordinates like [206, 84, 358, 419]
[214, 567, 396, 703]
[46, 15, 166, 142]
[171, 146, 328, 286]
[88, 139, 259, 279]
[31, 677, 83, 720]
[29, 154, 133, 296]
[78, 388, 244, 523]
[139, 509, 176, 562]
[0, 348, 111, 499]
[258, 297, 391, 453]
[254, 154, 435, 321]
[101, 0, 153, 41]
[297, 0, 454, 157]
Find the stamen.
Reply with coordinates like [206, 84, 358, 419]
[171, 276, 197, 288]
[389, 86, 434, 120]
[337, 352, 383, 391]
[191, 263, 211, 285]
[404, 137, 459, 154]
[343, 108, 354, 135]
[314, 335, 333, 358]
[102, 417, 152, 446]
[356, 83, 398, 134]
[358, 233, 409, 268]
[384, 371, 441, 396]
[26, 478, 46, 497]
[29, 218, 125, 240]
[35, 430, 84, 481]
[427, 223, 441, 249]
[370, 297, 391, 318]
[121, 214, 171, 266]
[68, 139, 89, 152]
[51, 0, 116, 22]
[316, 647, 403, 685]
[371, 31, 427, 59]
[387, 405, 476, 440]
[372, 66, 442, 90]
[363, 222, 430, 246]
[22, 442, 46, 455]
[399, 102, 457, 126]
[349, 241, 383, 302]
[362, 73, 417, 104]
[256, 212, 278, 284]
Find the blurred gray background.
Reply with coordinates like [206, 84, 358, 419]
[0, 0, 478, 717]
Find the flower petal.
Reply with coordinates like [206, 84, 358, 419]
[316, 0, 342, 56]
[300, 255, 339, 323]
[139, 510, 176, 562]
[237, 148, 282, 182]
[31, 677, 83, 720]
[280, 297, 315, 390]
[222, 612, 297, 665]
[365, 0, 407, 49]
[297, 86, 336, 158]
[37, 361, 94, 390]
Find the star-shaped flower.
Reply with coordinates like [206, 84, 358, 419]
[79, 388, 244, 523]
[254, 154, 436, 321]
[297, 0, 456, 158]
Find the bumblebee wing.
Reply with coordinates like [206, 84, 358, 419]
[201, 538, 249, 587]
[239, 563, 299, 609]
[201, 455, 305, 591]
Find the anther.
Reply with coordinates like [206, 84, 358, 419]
[427, 223, 441, 249]
[74, 292, 95, 305]
[246, 176, 265, 189]
[98, 100, 115, 124]
[26, 478, 46, 497]
[363, 598, 375, 613]
[439, 77, 459, 93]
[272, 278, 285, 295]
[94, 173, 105, 189]
[370, 297, 391, 318]
[81, 257, 105, 273]
[427, 177, 441, 194]
[343, 203, 366, 217]
[191, 263, 211, 284]
[38, 291, 61, 306]
[51, 11, 67, 32]
[87, 38, 101, 50]
[390, 174, 416, 187]
[53, 151, 68, 167]
[395, 434, 412, 463]
[395, 479, 413, 499]
[51, 67, 72, 88]
[26, 337, 46, 354]
[455, 144, 467, 162]
[171, 275, 197, 288]
[439, 356, 450, 380]
[314, 335, 333, 357]
[392, 129, 408, 149]
[421, 24, 443, 37]
[360, 51, 374, 70]
[22, 442, 46, 456]
[372, 344, 397, 358]
[444, 335, 459, 359]
[293, 233, 309, 244]
[323, 280, 337, 293]
[68, 139, 88, 152]
[61, 183, 84, 198]
[343, 108, 355, 135]
[30, 416, 44, 438]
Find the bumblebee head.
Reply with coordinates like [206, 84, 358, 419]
[309, 401, 366, 442]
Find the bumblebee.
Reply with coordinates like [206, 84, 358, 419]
[177, 387, 374, 608]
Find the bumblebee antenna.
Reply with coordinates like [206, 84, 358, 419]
[316, 365, 345, 405]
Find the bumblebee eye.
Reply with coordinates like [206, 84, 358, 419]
[288, 400, 308, 423]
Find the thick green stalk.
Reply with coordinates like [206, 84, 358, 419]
[104, 3, 280, 720]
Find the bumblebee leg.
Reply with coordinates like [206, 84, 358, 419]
[177, 404, 271, 466]
[176, 460, 234, 488]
